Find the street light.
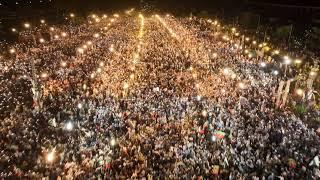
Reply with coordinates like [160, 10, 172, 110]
[11, 28, 17, 32]
[39, 38, 45, 43]
[24, 23, 30, 28]
[40, 19, 45, 24]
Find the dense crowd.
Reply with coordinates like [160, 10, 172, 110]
[0, 12, 319, 179]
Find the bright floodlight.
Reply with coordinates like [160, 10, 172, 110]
[40, 19, 45, 24]
[77, 103, 82, 109]
[66, 122, 73, 131]
[61, 32, 67, 37]
[39, 38, 45, 43]
[12, 28, 17, 32]
[70, 13, 75, 18]
[273, 70, 279, 75]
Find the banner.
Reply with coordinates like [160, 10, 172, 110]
[214, 130, 226, 139]
[275, 81, 285, 108]
[281, 80, 292, 108]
